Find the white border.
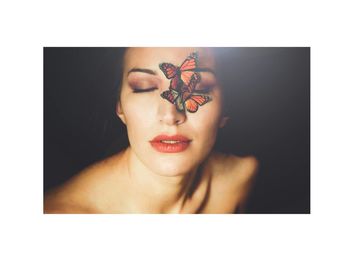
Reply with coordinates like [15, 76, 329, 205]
[1, 0, 350, 258]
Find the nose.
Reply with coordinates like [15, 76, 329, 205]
[158, 98, 186, 126]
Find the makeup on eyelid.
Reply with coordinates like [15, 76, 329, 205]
[197, 73, 218, 91]
[128, 72, 160, 83]
[190, 82, 216, 94]
[128, 77, 160, 92]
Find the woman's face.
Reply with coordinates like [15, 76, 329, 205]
[117, 48, 226, 176]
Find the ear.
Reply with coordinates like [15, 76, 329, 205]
[219, 116, 229, 128]
[116, 101, 126, 125]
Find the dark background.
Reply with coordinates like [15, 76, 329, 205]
[44, 47, 310, 213]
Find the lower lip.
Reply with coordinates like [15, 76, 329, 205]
[149, 141, 191, 153]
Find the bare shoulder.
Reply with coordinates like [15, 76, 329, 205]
[44, 152, 126, 214]
[44, 186, 95, 214]
[200, 152, 259, 213]
[206, 151, 258, 180]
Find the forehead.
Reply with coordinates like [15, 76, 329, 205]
[124, 48, 216, 70]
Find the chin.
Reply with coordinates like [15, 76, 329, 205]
[147, 156, 198, 177]
[145, 145, 214, 177]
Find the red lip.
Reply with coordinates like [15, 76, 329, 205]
[149, 135, 191, 153]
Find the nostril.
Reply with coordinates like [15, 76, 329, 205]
[157, 95, 187, 125]
[158, 104, 186, 126]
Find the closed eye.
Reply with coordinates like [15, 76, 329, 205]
[194, 85, 213, 94]
[132, 87, 158, 93]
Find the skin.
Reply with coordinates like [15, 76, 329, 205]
[44, 48, 258, 214]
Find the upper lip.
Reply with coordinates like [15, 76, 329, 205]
[150, 134, 191, 142]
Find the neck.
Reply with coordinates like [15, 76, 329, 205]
[123, 147, 198, 213]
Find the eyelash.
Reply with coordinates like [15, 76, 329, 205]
[132, 87, 158, 93]
[195, 86, 213, 94]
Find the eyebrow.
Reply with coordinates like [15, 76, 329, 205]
[127, 68, 157, 76]
[194, 67, 216, 76]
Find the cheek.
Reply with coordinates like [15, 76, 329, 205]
[121, 95, 157, 141]
[199, 91, 222, 127]
[188, 98, 222, 147]
[198, 115, 220, 141]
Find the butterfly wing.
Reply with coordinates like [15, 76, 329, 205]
[170, 76, 180, 89]
[181, 71, 195, 86]
[184, 94, 212, 113]
[161, 89, 179, 104]
[191, 94, 212, 106]
[179, 52, 198, 71]
[184, 98, 199, 113]
[159, 63, 178, 79]
[179, 52, 199, 85]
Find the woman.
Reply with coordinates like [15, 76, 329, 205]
[44, 47, 258, 213]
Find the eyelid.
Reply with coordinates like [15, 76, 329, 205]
[132, 86, 158, 93]
[195, 84, 214, 93]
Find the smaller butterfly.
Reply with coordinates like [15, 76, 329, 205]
[161, 73, 212, 113]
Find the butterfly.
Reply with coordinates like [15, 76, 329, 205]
[159, 52, 199, 90]
[161, 72, 212, 113]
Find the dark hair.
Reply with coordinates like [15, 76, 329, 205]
[114, 47, 127, 104]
